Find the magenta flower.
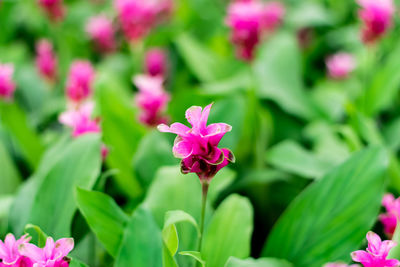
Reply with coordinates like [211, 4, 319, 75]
[114, 0, 173, 42]
[86, 15, 116, 53]
[326, 52, 356, 80]
[226, 0, 285, 61]
[37, 0, 65, 22]
[357, 0, 395, 44]
[0, 234, 31, 266]
[36, 39, 58, 83]
[158, 104, 235, 180]
[133, 74, 170, 126]
[19, 237, 74, 267]
[380, 194, 400, 238]
[0, 63, 16, 101]
[145, 48, 168, 77]
[351, 231, 400, 267]
[59, 101, 101, 137]
[65, 60, 95, 104]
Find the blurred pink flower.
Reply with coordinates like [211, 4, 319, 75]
[134, 74, 170, 126]
[326, 52, 356, 80]
[351, 231, 400, 267]
[324, 263, 359, 267]
[101, 144, 109, 161]
[0, 63, 16, 101]
[114, 0, 173, 42]
[36, 39, 58, 83]
[86, 15, 116, 53]
[158, 104, 235, 180]
[19, 237, 74, 267]
[0, 234, 31, 266]
[380, 193, 400, 238]
[357, 0, 395, 44]
[226, 0, 285, 61]
[38, 0, 65, 22]
[59, 101, 101, 137]
[145, 48, 168, 77]
[65, 60, 95, 103]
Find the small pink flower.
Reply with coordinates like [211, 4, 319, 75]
[0, 63, 16, 101]
[133, 74, 170, 126]
[326, 52, 356, 80]
[226, 0, 285, 61]
[114, 0, 173, 42]
[351, 231, 400, 267]
[380, 193, 400, 238]
[38, 0, 65, 22]
[86, 15, 116, 53]
[35, 39, 58, 83]
[19, 237, 74, 267]
[145, 48, 168, 77]
[65, 60, 95, 103]
[357, 0, 395, 44]
[0, 234, 31, 266]
[59, 101, 101, 137]
[323, 263, 359, 267]
[158, 104, 235, 180]
[101, 144, 109, 161]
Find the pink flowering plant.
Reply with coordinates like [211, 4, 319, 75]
[3, 0, 400, 266]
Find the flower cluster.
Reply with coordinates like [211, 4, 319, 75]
[37, 0, 65, 22]
[380, 194, 400, 238]
[158, 104, 235, 180]
[351, 231, 400, 267]
[0, 234, 74, 267]
[326, 52, 356, 80]
[0, 63, 16, 101]
[86, 15, 116, 53]
[65, 60, 95, 104]
[145, 48, 168, 78]
[114, 0, 173, 42]
[35, 39, 58, 83]
[225, 0, 285, 61]
[357, 0, 395, 44]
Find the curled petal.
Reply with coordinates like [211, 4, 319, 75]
[173, 137, 193, 158]
[54, 238, 74, 260]
[366, 231, 382, 255]
[19, 243, 45, 263]
[185, 106, 203, 129]
[158, 123, 190, 136]
[351, 250, 373, 263]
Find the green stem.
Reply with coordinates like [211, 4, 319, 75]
[198, 181, 209, 252]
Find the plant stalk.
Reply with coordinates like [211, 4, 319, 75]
[198, 180, 209, 252]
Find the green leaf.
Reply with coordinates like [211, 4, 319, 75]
[253, 33, 317, 120]
[115, 206, 162, 267]
[179, 251, 205, 267]
[266, 140, 338, 179]
[286, 2, 334, 28]
[9, 134, 102, 238]
[0, 196, 13, 235]
[69, 258, 89, 267]
[202, 194, 253, 267]
[262, 147, 388, 266]
[24, 224, 48, 248]
[225, 257, 293, 267]
[75, 188, 129, 258]
[0, 139, 21, 195]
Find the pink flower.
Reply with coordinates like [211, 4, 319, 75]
[351, 231, 400, 267]
[65, 60, 95, 103]
[59, 101, 101, 137]
[158, 104, 235, 180]
[101, 144, 109, 161]
[19, 237, 74, 267]
[225, 0, 285, 61]
[114, 0, 173, 42]
[133, 74, 170, 126]
[323, 263, 359, 267]
[357, 0, 395, 44]
[0, 234, 31, 266]
[326, 52, 356, 80]
[145, 48, 168, 77]
[0, 63, 16, 101]
[86, 15, 116, 53]
[380, 194, 400, 238]
[35, 39, 58, 83]
[37, 0, 65, 22]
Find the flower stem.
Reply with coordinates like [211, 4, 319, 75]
[198, 180, 209, 252]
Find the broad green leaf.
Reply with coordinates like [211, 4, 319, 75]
[383, 117, 400, 151]
[69, 258, 89, 267]
[262, 147, 388, 267]
[200, 71, 250, 96]
[115, 206, 162, 267]
[286, 2, 334, 28]
[179, 251, 205, 267]
[75, 188, 129, 258]
[10, 134, 101, 238]
[266, 140, 338, 179]
[225, 257, 293, 267]
[0, 196, 13, 236]
[96, 73, 146, 198]
[0, 101, 43, 169]
[0, 139, 21, 195]
[254, 33, 317, 120]
[202, 194, 253, 267]
[24, 224, 48, 248]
